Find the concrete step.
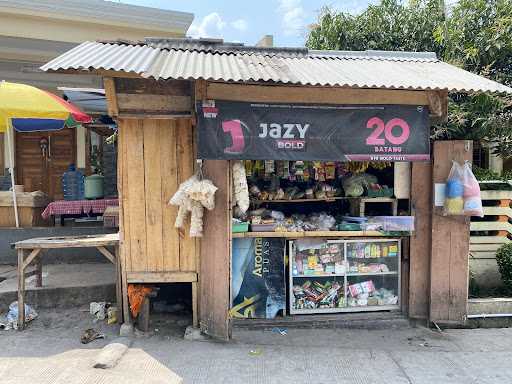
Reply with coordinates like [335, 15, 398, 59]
[233, 311, 410, 330]
[467, 297, 512, 328]
[0, 263, 116, 309]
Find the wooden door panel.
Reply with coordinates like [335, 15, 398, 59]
[48, 129, 76, 200]
[15, 132, 48, 194]
[16, 128, 76, 200]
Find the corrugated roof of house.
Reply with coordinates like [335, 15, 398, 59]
[41, 38, 512, 94]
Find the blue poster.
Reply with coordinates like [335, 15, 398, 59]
[230, 238, 285, 319]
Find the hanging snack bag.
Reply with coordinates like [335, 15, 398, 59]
[462, 161, 483, 217]
[443, 161, 464, 216]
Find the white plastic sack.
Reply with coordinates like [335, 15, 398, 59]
[443, 161, 464, 216]
[462, 161, 483, 217]
[5, 301, 38, 330]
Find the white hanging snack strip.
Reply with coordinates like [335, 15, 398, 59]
[232, 160, 250, 213]
[169, 175, 218, 237]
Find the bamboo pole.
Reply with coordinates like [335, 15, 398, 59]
[5, 119, 19, 228]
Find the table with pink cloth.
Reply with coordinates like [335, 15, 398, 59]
[42, 198, 119, 220]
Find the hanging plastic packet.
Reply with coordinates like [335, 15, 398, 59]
[462, 161, 483, 217]
[244, 160, 253, 178]
[264, 160, 275, 176]
[282, 161, 290, 179]
[294, 161, 304, 182]
[289, 162, 296, 181]
[303, 161, 311, 182]
[325, 162, 336, 180]
[443, 161, 464, 216]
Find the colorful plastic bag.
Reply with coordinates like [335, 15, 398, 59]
[462, 161, 483, 217]
[443, 161, 464, 216]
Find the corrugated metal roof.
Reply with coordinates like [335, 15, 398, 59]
[101, 37, 310, 58]
[41, 40, 512, 94]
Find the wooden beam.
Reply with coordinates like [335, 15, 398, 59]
[115, 78, 192, 96]
[117, 94, 192, 113]
[199, 160, 231, 340]
[17, 249, 26, 330]
[103, 77, 119, 117]
[206, 82, 430, 105]
[126, 271, 197, 283]
[118, 113, 193, 119]
[97, 246, 116, 264]
[195, 79, 207, 101]
[409, 162, 432, 320]
[430, 140, 472, 324]
[427, 90, 448, 122]
[22, 249, 41, 270]
[192, 281, 198, 328]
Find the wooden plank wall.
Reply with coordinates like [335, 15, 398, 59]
[409, 162, 432, 320]
[117, 117, 198, 274]
[199, 160, 231, 340]
[430, 140, 472, 324]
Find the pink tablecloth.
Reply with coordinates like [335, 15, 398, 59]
[42, 199, 119, 220]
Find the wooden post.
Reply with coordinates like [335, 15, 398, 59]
[17, 249, 26, 330]
[430, 140, 472, 324]
[192, 281, 198, 328]
[115, 245, 123, 324]
[199, 160, 231, 340]
[409, 162, 432, 320]
[0, 132, 4, 172]
[35, 251, 43, 288]
[138, 297, 150, 332]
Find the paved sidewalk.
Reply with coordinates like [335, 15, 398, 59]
[1, 308, 512, 383]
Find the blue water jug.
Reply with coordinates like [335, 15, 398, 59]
[62, 164, 85, 200]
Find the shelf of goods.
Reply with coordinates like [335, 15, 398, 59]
[251, 197, 396, 204]
[289, 239, 401, 314]
[232, 231, 385, 238]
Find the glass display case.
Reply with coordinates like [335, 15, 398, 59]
[289, 238, 400, 314]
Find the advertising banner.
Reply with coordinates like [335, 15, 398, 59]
[197, 100, 430, 161]
[230, 238, 286, 319]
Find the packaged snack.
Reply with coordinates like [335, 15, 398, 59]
[360, 280, 376, 294]
[348, 283, 363, 297]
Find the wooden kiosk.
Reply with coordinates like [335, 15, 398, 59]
[42, 39, 512, 339]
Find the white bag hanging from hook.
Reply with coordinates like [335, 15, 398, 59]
[443, 161, 464, 216]
[462, 161, 483, 217]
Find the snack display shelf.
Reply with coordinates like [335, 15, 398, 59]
[346, 271, 398, 276]
[292, 305, 400, 315]
[290, 239, 401, 314]
[251, 197, 397, 204]
[252, 197, 345, 203]
[293, 273, 346, 278]
[293, 271, 398, 278]
[232, 231, 385, 238]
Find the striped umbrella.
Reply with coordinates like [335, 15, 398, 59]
[0, 81, 92, 227]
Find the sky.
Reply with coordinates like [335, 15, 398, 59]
[117, 0, 379, 47]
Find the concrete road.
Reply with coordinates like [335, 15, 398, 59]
[1, 308, 512, 383]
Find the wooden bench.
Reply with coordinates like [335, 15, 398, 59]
[13, 233, 122, 330]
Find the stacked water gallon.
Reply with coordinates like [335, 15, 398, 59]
[62, 164, 85, 200]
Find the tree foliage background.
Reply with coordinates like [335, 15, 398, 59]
[306, 0, 512, 158]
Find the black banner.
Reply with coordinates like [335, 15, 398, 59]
[230, 238, 285, 319]
[197, 100, 430, 161]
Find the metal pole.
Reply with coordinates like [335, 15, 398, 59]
[5, 118, 19, 228]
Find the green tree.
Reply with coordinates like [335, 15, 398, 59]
[307, 0, 445, 53]
[306, 0, 512, 157]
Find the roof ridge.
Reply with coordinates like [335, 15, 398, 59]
[40, 40, 512, 95]
[310, 49, 438, 62]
